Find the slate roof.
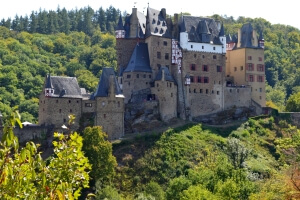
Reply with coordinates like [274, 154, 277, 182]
[94, 68, 122, 97]
[47, 76, 82, 98]
[124, 11, 146, 38]
[45, 74, 53, 88]
[155, 66, 175, 83]
[180, 16, 223, 44]
[145, 7, 171, 38]
[124, 43, 152, 73]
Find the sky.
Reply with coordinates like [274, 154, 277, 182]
[0, 0, 299, 30]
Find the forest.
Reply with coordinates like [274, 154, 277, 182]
[0, 5, 300, 200]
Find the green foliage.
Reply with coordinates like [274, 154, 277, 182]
[0, 111, 91, 199]
[286, 91, 300, 112]
[180, 185, 219, 200]
[144, 181, 165, 200]
[96, 185, 123, 200]
[82, 126, 117, 186]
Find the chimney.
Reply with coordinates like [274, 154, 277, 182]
[161, 8, 166, 19]
[132, 7, 137, 17]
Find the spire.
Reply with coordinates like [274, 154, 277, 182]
[219, 23, 225, 36]
[116, 15, 124, 30]
[45, 74, 54, 97]
[258, 30, 265, 49]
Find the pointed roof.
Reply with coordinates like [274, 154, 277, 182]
[219, 23, 225, 36]
[197, 20, 210, 34]
[45, 76, 82, 98]
[124, 43, 152, 73]
[155, 66, 175, 83]
[94, 68, 122, 97]
[116, 15, 124, 30]
[45, 74, 53, 88]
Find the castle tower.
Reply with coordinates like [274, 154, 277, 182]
[258, 31, 265, 49]
[94, 68, 125, 140]
[226, 23, 266, 110]
[151, 67, 177, 121]
[39, 75, 83, 129]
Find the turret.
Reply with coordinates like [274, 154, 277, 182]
[258, 31, 264, 49]
[115, 15, 125, 39]
[219, 23, 226, 53]
[45, 74, 54, 97]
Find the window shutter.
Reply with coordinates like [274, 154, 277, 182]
[207, 77, 209, 83]
[246, 64, 249, 71]
[262, 76, 264, 82]
[220, 66, 222, 72]
[194, 76, 197, 83]
[201, 77, 204, 83]
[190, 64, 192, 70]
[262, 65, 265, 71]
[202, 65, 204, 71]
[207, 65, 209, 71]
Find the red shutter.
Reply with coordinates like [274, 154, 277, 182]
[220, 66, 222, 72]
[207, 77, 209, 83]
[190, 64, 192, 70]
[257, 64, 259, 71]
[262, 65, 265, 71]
[246, 64, 249, 71]
[194, 76, 197, 83]
[202, 65, 204, 71]
[201, 76, 204, 83]
[262, 76, 264, 82]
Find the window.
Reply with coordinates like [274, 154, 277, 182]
[234, 67, 237, 71]
[104, 114, 106, 118]
[59, 109, 61, 113]
[85, 103, 92, 107]
[206, 89, 209, 94]
[248, 75, 254, 82]
[259, 57, 263, 61]
[118, 101, 120, 107]
[77, 100, 79, 103]
[190, 76, 194, 83]
[204, 77, 209, 83]
[213, 55, 217, 59]
[248, 56, 252, 60]
[64, 119, 66, 123]
[212, 90, 214, 94]
[191, 45, 193, 48]
[257, 75, 264, 82]
[203, 65, 208, 72]
[136, 74, 139, 78]
[202, 55, 205, 58]
[143, 74, 146, 78]
[194, 89, 196, 93]
[202, 46, 204, 49]
[69, 100, 71, 103]
[247, 63, 254, 71]
[171, 93, 173, 97]
[200, 89, 203, 93]
[149, 75, 152, 78]
[70, 109, 72, 113]
[157, 52, 161, 59]
[198, 76, 201, 83]
[217, 91, 220, 95]
[240, 66, 243, 71]
[163, 41, 167, 46]
[257, 64, 264, 71]
[213, 47, 216, 50]
[217, 65, 222, 72]
[127, 74, 131, 78]
[191, 64, 196, 71]
[259, 88, 262, 92]
[165, 53, 169, 60]
[157, 64, 161, 69]
[56, 100, 58, 103]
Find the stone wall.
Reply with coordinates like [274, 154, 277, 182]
[95, 95, 124, 140]
[224, 86, 251, 109]
[122, 72, 152, 103]
[151, 80, 177, 121]
[38, 95, 82, 130]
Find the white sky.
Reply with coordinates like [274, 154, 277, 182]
[0, 0, 299, 30]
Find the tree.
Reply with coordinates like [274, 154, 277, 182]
[286, 92, 300, 112]
[180, 185, 219, 200]
[82, 126, 117, 186]
[0, 111, 91, 199]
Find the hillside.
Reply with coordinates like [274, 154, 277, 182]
[110, 116, 300, 199]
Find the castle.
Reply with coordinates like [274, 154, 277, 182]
[38, 7, 266, 140]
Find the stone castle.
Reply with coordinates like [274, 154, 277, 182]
[38, 7, 266, 140]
